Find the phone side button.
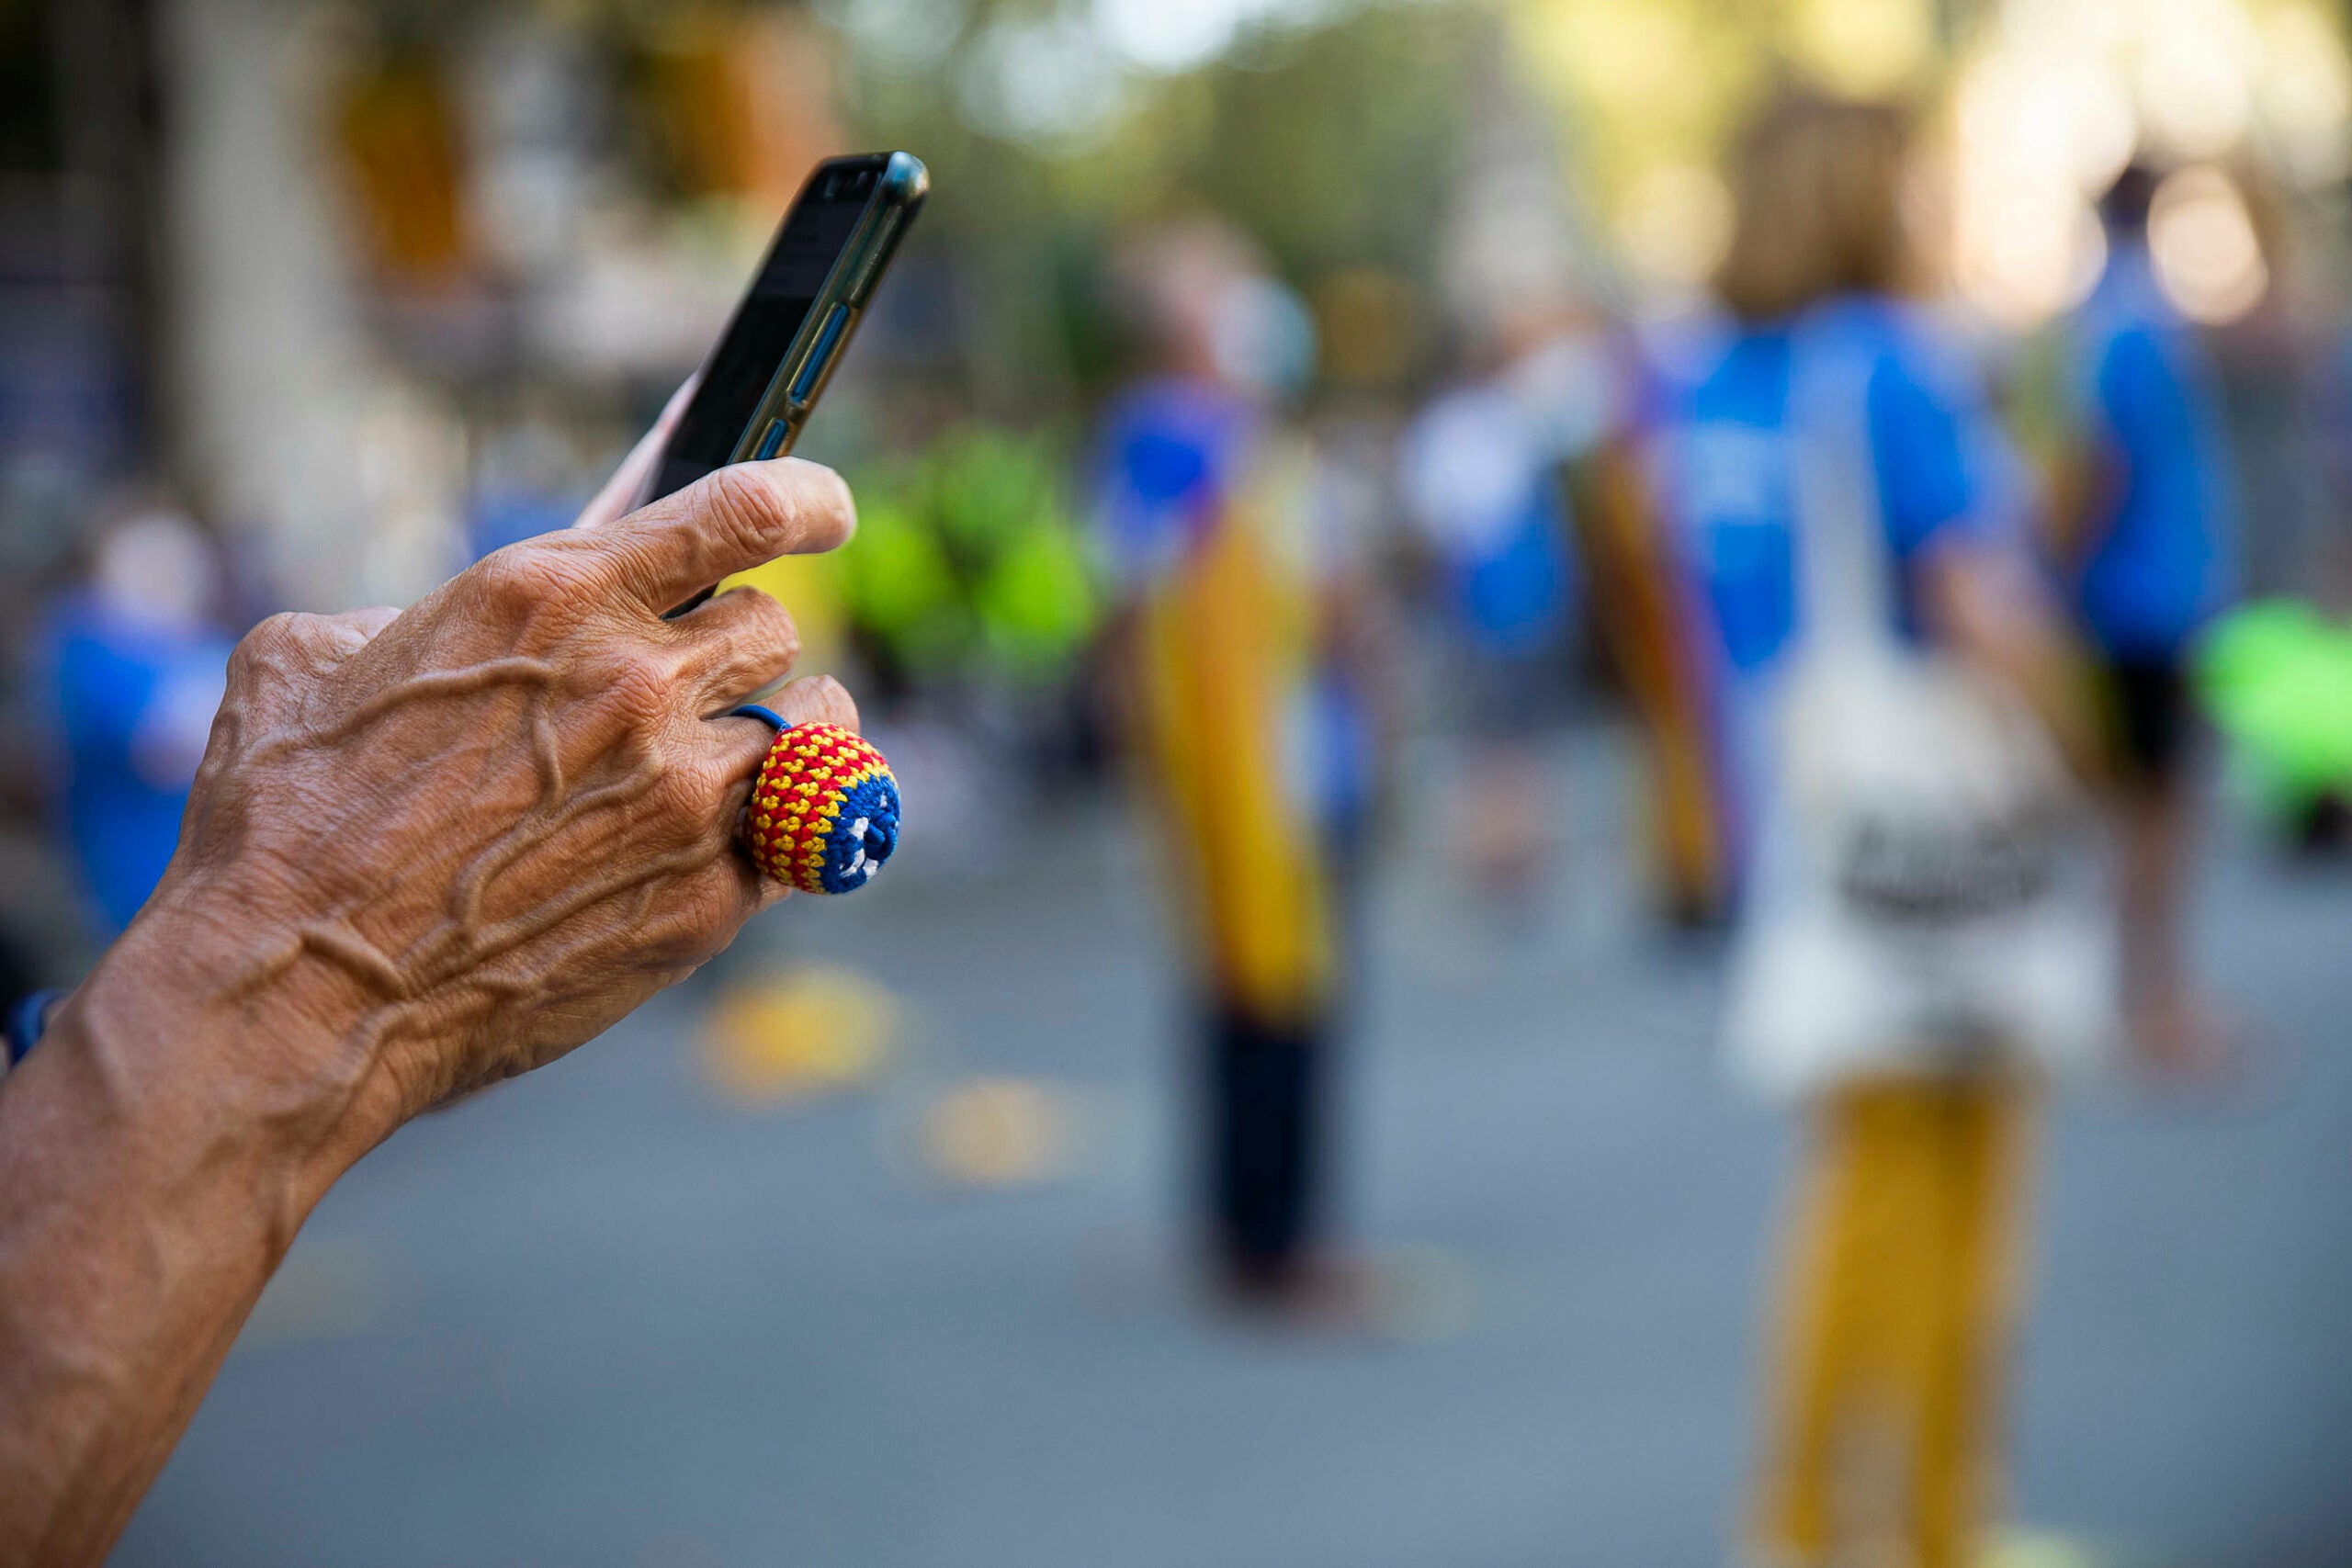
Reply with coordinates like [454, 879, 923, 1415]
[752, 419, 788, 459]
[789, 303, 851, 401]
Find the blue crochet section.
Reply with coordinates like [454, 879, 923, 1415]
[817, 773, 901, 895]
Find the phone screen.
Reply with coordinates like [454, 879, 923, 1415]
[646, 174, 875, 504]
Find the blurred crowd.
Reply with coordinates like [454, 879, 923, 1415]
[7, 0, 2352, 1562]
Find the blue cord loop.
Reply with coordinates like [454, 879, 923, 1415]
[729, 704, 790, 732]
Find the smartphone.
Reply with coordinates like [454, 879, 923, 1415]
[644, 150, 927, 611]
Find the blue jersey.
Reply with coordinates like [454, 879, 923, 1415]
[1662, 298, 2001, 671]
[1656, 297, 2013, 873]
[1398, 378, 1578, 661]
[2066, 243, 2238, 658]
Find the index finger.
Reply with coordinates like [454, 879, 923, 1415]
[592, 459, 856, 613]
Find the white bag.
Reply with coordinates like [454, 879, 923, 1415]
[1723, 324, 2117, 1101]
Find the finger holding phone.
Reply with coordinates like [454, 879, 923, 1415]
[596, 152, 925, 893]
[638, 150, 928, 614]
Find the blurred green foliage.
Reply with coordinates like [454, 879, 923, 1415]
[840, 423, 1098, 685]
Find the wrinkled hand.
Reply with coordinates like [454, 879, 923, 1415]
[155, 437, 854, 1131]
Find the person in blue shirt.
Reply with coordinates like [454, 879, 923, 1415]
[1092, 220, 1387, 1318]
[1655, 89, 2098, 1568]
[35, 507, 237, 938]
[2053, 162, 2241, 1072]
[1664, 300, 2035, 878]
[1398, 320, 1600, 914]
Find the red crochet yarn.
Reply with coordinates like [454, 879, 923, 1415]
[740, 722, 900, 896]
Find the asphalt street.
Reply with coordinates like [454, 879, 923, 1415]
[115, 728, 2352, 1567]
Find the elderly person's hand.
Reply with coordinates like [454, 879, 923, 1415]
[0, 416, 856, 1566]
[170, 456, 854, 1125]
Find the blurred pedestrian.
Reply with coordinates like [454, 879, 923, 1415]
[1092, 217, 1384, 1316]
[1657, 91, 2109, 1568]
[2050, 163, 2242, 1074]
[31, 502, 237, 938]
[1398, 309, 1600, 916]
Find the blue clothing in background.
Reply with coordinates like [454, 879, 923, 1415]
[1457, 489, 1570, 660]
[2067, 242, 2238, 657]
[38, 596, 232, 935]
[1396, 379, 1578, 663]
[1665, 297, 1996, 680]
[1093, 378, 1255, 593]
[1657, 297, 2014, 875]
[1092, 377, 1373, 835]
[469, 486, 579, 560]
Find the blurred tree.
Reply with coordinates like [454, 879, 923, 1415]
[826, 0, 1493, 409]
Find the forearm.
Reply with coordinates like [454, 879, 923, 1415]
[1925, 542, 2104, 783]
[0, 881, 386, 1567]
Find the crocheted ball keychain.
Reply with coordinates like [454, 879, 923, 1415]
[729, 705, 900, 895]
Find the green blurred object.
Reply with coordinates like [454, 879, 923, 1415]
[836, 489, 967, 673]
[2195, 599, 2352, 810]
[923, 426, 1055, 552]
[836, 424, 1099, 688]
[978, 520, 1098, 677]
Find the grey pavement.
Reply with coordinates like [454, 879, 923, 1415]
[114, 728, 2352, 1567]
